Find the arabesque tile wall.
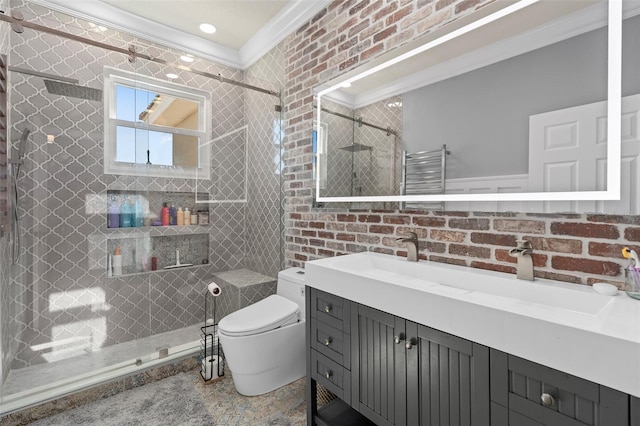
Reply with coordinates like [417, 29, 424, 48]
[281, 0, 639, 288]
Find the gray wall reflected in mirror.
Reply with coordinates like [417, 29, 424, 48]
[317, 5, 640, 214]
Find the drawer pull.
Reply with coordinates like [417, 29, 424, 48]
[541, 393, 555, 407]
[325, 370, 333, 380]
[394, 334, 404, 344]
[324, 304, 332, 313]
[405, 337, 417, 350]
[324, 337, 332, 346]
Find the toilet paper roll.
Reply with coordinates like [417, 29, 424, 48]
[201, 355, 220, 380]
[207, 282, 221, 297]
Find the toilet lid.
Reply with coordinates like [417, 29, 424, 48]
[218, 295, 299, 337]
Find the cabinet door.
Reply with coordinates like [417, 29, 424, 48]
[352, 303, 407, 426]
[407, 322, 490, 426]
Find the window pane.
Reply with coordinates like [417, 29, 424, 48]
[115, 85, 136, 121]
[147, 129, 173, 166]
[115, 126, 136, 163]
[139, 94, 200, 131]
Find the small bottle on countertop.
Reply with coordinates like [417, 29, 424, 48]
[161, 202, 170, 226]
[184, 207, 190, 225]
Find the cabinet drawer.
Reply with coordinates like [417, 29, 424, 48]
[311, 349, 351, 403]
[311, 317, 350, 369]
[310, 288, 350, 332]
[495, 353, 628, 426]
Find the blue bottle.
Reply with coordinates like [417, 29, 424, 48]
[134, 195, 144, 227]
[107, 195, 120, 228]
[120, 195, 133, 228]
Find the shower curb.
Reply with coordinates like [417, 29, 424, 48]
[0, 355, 198, 426]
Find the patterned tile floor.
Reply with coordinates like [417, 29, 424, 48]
[195, 372, 306, 425]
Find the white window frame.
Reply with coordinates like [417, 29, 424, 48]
[103, 67, 211, 179]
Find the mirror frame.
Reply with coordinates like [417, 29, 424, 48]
[315, 0, 622, 204]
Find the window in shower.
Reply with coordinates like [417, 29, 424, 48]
[103, 67, 211, 179]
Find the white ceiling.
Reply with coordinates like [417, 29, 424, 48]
[33, 0, 331, 69]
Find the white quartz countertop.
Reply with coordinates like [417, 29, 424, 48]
[304, 252, 640, 397]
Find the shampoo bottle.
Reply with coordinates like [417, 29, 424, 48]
[107, 195, 120, 228]
[184, 207, 190, 225]
[161, 202, 170, 226]
[169, 204, 177, 226]
[120, 195, 133, 227]
[177, 207, 184, 226]
[134, 195, 144, 227]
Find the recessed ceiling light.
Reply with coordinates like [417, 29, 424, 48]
[180, 55, 194, 63]
[199, 23, 217, 34]
[340, 82, 352, 88]
[387, 101, 402, 108]
[166, 73, 179, 79]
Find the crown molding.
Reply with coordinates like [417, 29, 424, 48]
[240, 0, 331, 68]
[31, 0, 326, 70]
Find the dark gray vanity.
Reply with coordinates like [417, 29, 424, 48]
[306, 287, 639, 426]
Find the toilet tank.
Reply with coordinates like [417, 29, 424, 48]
[277, 267, 306, 319]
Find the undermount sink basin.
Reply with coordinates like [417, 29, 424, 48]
[313, 252, 613, 316]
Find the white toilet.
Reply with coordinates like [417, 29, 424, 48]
[218, 267, 306, 396]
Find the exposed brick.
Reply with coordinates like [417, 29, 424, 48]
[383, 215, 410, 225]
[589, 242, 640, 259]
[431, 229, 466, 242]
[346, 243, 368, 253]
[435, 0, 454, 11]
[470, 261, 516, 275]
[429, 255, 467, 266]
[349, 0, 370, 16]
[470, 232, 517, 247]
[360, 0, 383, 18]
[318, 231, 335, 239]
[328, 34, 347, 49]
[434, 210, 468, 217]
[294, 253, 308, 261]
[369, 225, 395, 234]
[373, 3, 398, 21]
[397, 227, 428, 238]
[339, 56, 358, 71]
[550, 222, 619, 239]
[625, 227, 640, 242]
[358, 214, 381, 223]
[413, 216, 446, 227]
[455, 0, 482, 14]
[523, 236, 582, 254]
[337, 214, 357, 222]
[336, 233, 356, 242]
[327, 241, 345, 250]
[301, 230, 316, 237]
[449, 244, 490, 259]
[586, 277, 624, 289]
[302, 246, 317, 254]
[386, 4, 413, 26]
[495, 249, 547, 267]
[349, 20, 370, 38]
[309, 239, 325, 247]
[318, 249, 335, 257]
[588, 214, 640, 225]
[339, 36, 358, 52]
[449, 218, 490, 230]
[346, 223, 368, 233]
[327, 223, 345, 231]
[425, 241, 446, 253]
[309, 221, 325, 229]
[373, 25, 397, 43]
[360, 43, 384, 61]
[535, 270, 582, 284]
[358, 234, 381, 244]
[311, 7, 327, 23]
[494, 219, 546, 234]
[373, 247, 395, 255]
[551, 256, 620, 276]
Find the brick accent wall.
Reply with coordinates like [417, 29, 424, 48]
[282, 0, 637, 288]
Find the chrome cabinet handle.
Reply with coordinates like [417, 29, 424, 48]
[325, 370, 333, 380]
[324, 304, 332, 313]
[405, 338, 417, 350]
[324, 337, 332, 346]
[394, 334, 405, 344]
[541, 393, 555, 407]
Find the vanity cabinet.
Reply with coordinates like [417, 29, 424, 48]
[307, 287, 639, 426]
[490, 350, 629, 426]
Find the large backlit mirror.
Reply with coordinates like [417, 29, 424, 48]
[315, 0, 640, 214]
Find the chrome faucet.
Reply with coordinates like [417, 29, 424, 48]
[396, 231, 419, 262]
[509, 239, 534, 281]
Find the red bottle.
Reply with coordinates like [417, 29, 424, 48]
[161, 202, 170, 226]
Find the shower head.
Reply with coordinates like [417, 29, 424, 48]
[339, 143, 373, 152]
[44, 80, 103, 101]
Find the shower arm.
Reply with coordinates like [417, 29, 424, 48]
[0, 12, 280, 98]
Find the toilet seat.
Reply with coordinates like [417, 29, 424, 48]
[218, 295, 299, 337]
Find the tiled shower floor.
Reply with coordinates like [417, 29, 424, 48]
[2, 324, 201, 397]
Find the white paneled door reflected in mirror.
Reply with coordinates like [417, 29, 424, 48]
[315, 0, 640, 214]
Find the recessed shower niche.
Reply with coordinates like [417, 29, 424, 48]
[105, 190, 211, 276]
